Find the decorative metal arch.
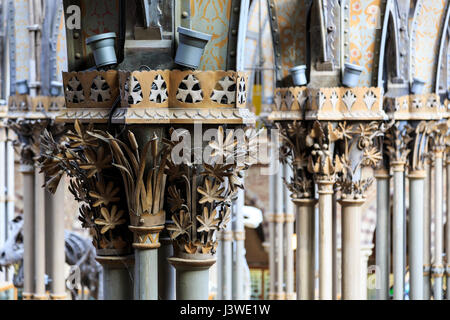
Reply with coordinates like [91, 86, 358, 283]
[434, 0, 450, 95]
[377, 0, 401, 89]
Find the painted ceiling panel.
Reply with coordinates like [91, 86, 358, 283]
[349, 0, 382, 87]
[413, 0, 446, 93]
[190, 0, 232, 71]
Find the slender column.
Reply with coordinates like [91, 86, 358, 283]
[446, 157, 450, 300]
[392, 161, 405, 300]
[339, 198, 364, 300]
[375, 169, 390, 300]
[294, 199, 316, 300]
[5, 129, 15, 286]
[360, 245, 373, 300]
[33, 170, 46, 299]
[23, 174, 37, 298]
[129, 225, 164, 300]
[284, 165, 295, 300]
[408, 170, 425, 300]
[285, 212, 295, 300]
[267, 212, 275, 300]
[233, 187, 245, 300]
[0, 127, 5, 285]
[46, 180, 66, 299]
[216, 231, 223, 300]
[168, 258, 216, 300]
[222, 227, 233, 300]
[317, 179, 334, 300]
[274, 166, 284, 300]
[332, 192, 338, 300]
[158, 236, 175, 300]
[96, 256, 134, 300]
[433, 152, 444, 300]
[267, 168, 276, 299]
[423, 158, 432, 299]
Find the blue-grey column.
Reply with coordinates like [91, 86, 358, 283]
[130, 225, 164, 300]
[216, 231, 223, 299]
[408, 170, 425, 300]
[274, 162, 284, 300]
[21, 163, 34, 300]
[423, 158, 432, 299]
[158, 237, 175, 300]
[47, 180, 66, 299]
[168, 257, 216, 300]
[433, 152, 444, 300]
[222, 223, 233, 299]
[33, 170, 46, 300]
[447, 158, 450, 300]
[5, 130, 15, 285]
[268, 165, 276, 299]
[0, 127, 5, 285]
[375, 169, 390, 300]
[283, 164, 295, 300]
[392, 161, 405, 300]
[96, 256, 134, 300]
[232, 187, 245, 300]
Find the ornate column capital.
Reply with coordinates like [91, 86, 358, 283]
[374, 168, 390, 179]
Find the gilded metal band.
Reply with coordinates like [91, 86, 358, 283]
[273, 214, 285, 223]
[222, 231, 234, 241]
[431, 265, 445, 278]
[234, 231, 246, 241]
[423, 264, 431, 276]
[284, 213, 295, 223]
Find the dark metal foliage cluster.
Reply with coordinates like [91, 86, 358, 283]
[39, 120, 259, 256]
[166, 127, 255, 256]
[39, 120, 131, 253]
[278, 120, 384, 199]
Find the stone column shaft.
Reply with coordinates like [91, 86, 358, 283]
[96, 256, 134, 300]
[392, 162, 405, 300]
[295, 199, 316, 300]
[21, 164, 34, 300]
[423, 159, 432, 299]
[284, 165, 295, 300]
[433, 153, 444, 300]
[34, 170, 46, 299]
[317, 180, 334, 300]
[375, 169, 390, 300]
[158, 238, 175, 300]
[46, 180, 66, 299]
[340, 198, 364, 300]
[446, 159, 450, 300]
[274, 165, 284, 300]
[408, 170, 425, 300]
[233, 187, 245, 300]
[222, 228, 233, 300]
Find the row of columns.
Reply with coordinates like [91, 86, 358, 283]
[217, 186, 247, 300]
[267, 161, 295, 300]
[20, 154, 66, 300]
[375, 121, 450, 300]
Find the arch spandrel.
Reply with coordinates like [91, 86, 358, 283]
[189, 0, 234, 71]
[347, 0, 385, 87]
[412, 0, 447, 93]
[267, 0, 308, 84]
